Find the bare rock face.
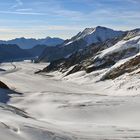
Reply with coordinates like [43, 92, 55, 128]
[0, 81, 9, 89]
[124, 29, 140, 40]
[65, 65, 82, 76]
[90, 46, 139, 72]
[101, 54, 140, 80]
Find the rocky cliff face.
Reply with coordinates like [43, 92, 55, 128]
[0, 81, 9, 89]
[101, 54, 140, 80]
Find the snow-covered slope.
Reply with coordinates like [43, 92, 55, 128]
[90, 35, 140, 72]
[97, 35, 140, 59]
[2, 62, 140, 139]
[100, 52, 140, 80]
[0, 103, 74, 140]
[40, 28, 140, 79]
[66, 26, 124, 46]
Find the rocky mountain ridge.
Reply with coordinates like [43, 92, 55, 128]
[38, 26, 125, 62]
[38, 26, 140, 80]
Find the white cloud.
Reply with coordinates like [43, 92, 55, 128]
[11, 0, 23, 9]
[0, 25, 84, 40]
[0, 10, 46, 15]
[16, 8, 33, 12]
[0, 0, 139, 40]
[0, 25, 83, 32]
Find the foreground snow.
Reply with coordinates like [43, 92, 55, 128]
[1, 62, 140, 139]
[0, 103, 74, 140]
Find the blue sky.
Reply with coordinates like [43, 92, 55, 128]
[0, 0, 140, 40]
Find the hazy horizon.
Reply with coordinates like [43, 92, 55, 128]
[1, 26, 138, 41]
[0, 0, 140, 40]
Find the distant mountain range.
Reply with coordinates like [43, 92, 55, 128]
[0, 44, 51, 62]
[0, 36, 64, 62]
[0, 37, 64, 49]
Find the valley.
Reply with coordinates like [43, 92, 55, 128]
[1, 61, 140, 139]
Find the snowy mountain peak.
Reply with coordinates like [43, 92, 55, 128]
[82, 28, 95, 34]
[82, 26, 110, 35]
[68, 26, 125, 46]
[94, 26, 109, 31]
[45, 36, 52, 39]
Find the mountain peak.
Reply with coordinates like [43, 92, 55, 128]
[83, 28, 95, 33]
[45, 36, 52, 39]
[81, 26, 106, 35]
[95, 26, 108, 29]
[69, 26, 125, 46]
[94, 26, 122, 32]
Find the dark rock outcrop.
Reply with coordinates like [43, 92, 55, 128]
[0, 44, 32, 62]
[0, 81, 9, 89]
[27, 45, 48, 57]
[101, 55, 140, 80]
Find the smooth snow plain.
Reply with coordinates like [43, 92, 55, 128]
[1, 61, 140, 140]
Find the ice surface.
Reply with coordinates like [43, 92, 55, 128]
[1, 61, 140, 139]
